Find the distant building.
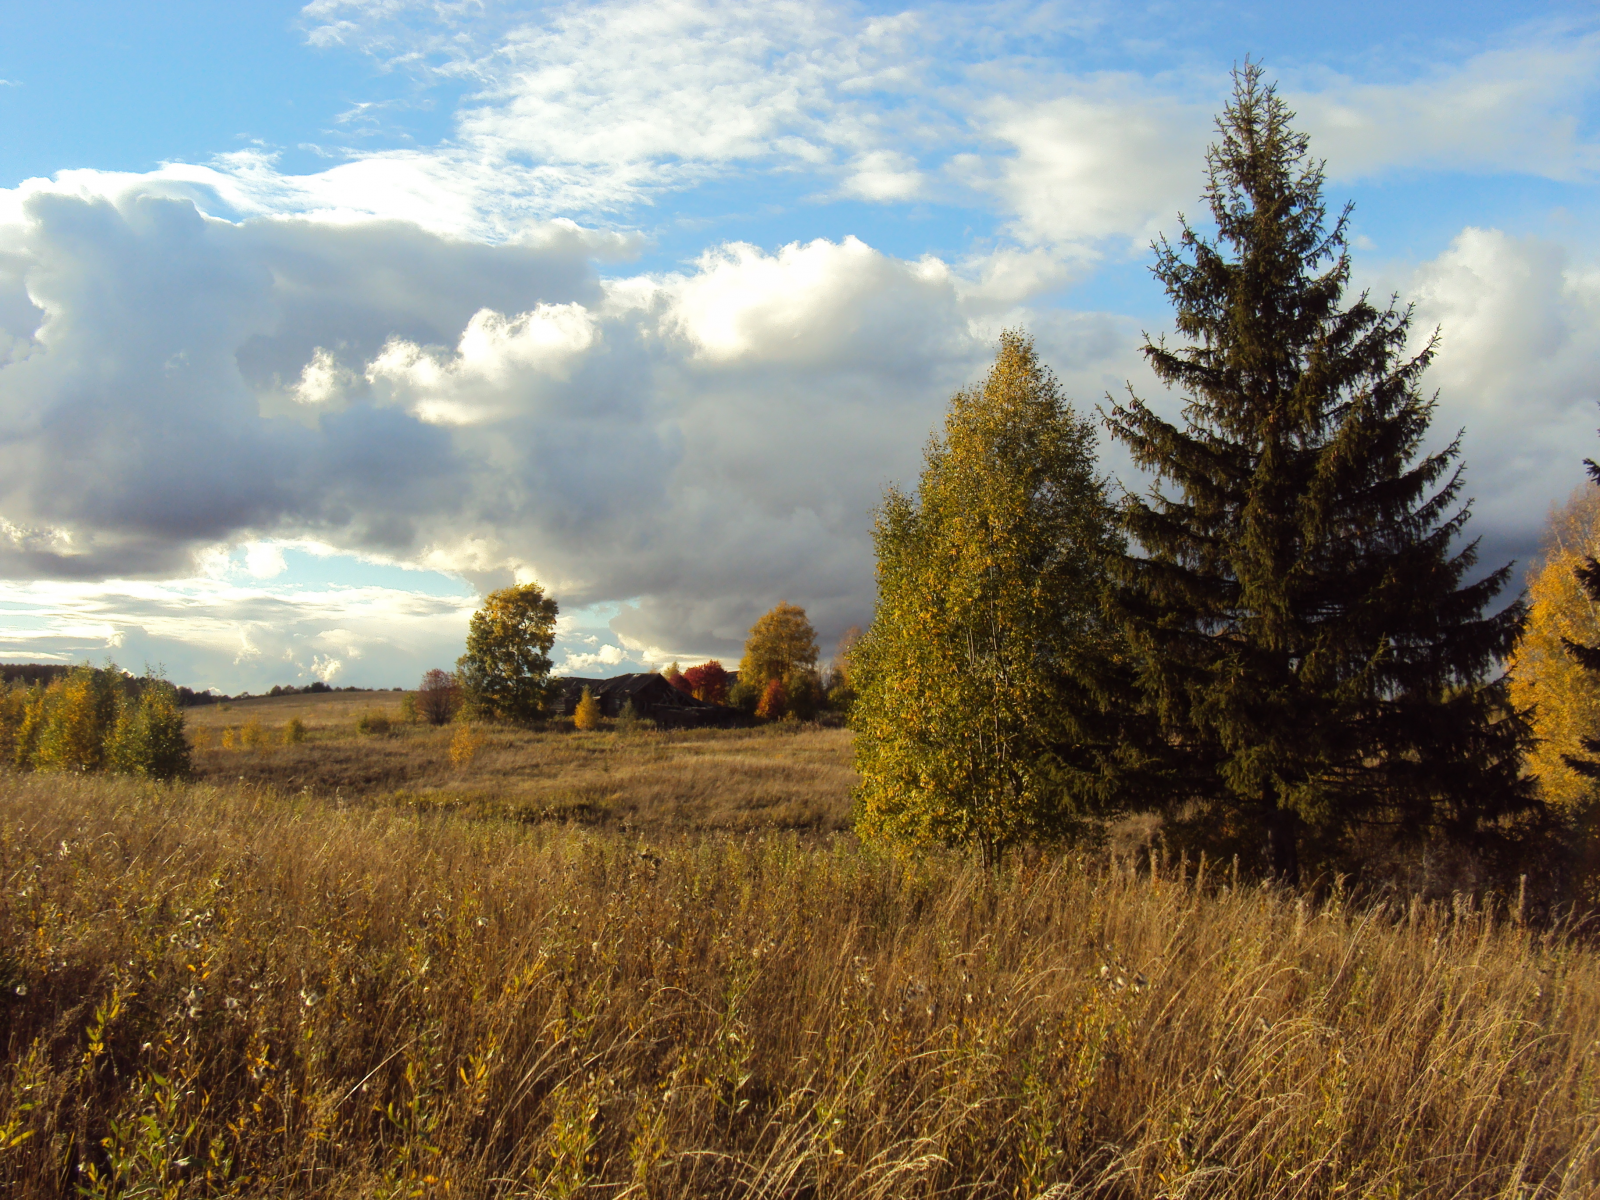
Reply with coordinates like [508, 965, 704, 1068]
[556, 673, 740, 727]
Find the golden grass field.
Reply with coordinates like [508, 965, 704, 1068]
[1, 696, 1598, 1197]
[186, 692, 855, 835]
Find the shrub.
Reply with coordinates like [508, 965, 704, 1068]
[240, 716, 267, 750]
[189, 724, 214, 752]
[728, 678, 762, 715]
[283, 717, 306, 745]
[616, 700, 649, 734]
[574, 687, 602, 731]
[449, 722, 485, 768]
[356, 709, 392, 737]
[399, 693, 419, 724]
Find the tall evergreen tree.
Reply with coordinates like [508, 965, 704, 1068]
[1105, 64, 1533, 884]
[852, 332, 1123, 866]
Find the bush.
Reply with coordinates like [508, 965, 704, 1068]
[574, 687, 602, 731]
[283, 717, 307, 745]
[449, 723, 485, 768]
[399, 693, 419, 724]
[240, 716, 267, 750]
[727, 679, 759, 715]
[356, 709, 392, 737]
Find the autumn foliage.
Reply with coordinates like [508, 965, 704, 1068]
[755, 676, 787, 720]
[682, 660, 730, 705]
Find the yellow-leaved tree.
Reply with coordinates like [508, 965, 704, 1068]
[456, 582, 560, 722]
[850, 331, 1123, 866]
[1509, 482, 1600, 812]
[574, 687, 602, 731]
[736, 603, 820, 718]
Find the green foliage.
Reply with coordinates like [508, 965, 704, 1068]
[727, 678, 762, 715]
[1104, 65, 1534, 884]
[456, 583, 560, 722]
[574, 687, 602, 731]
[399, 692, 419, 724]
[106, 681, 192, 780]
[0, 664, 190, 780]
[283, 717, 307, 745]
[738, 603, 819, 691]
[851, 331, 1123, 866]
[615, 700, 647, 734]
[355, 709, 391, 737]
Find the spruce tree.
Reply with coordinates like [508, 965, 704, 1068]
[1105, 64, 1532, 884]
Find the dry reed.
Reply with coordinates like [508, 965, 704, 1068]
[1, 773, 1597, 1198]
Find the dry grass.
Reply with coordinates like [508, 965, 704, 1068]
[188, 696, 856, 835]
[2, 771, 1598, 1198]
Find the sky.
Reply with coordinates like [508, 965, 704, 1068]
[0, 1, 1596, 692]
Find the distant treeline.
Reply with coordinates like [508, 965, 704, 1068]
[0, 666, 401, 709]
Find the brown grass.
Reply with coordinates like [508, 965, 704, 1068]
[2, 769, 1598, 1198]
[188, 695, 856, 835]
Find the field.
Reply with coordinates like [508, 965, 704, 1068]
[1, 699, 1598, 1197]
[185, 692, 855, 834]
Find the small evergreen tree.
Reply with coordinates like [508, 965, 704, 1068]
[852, 331, 1123, 866]
[1105, 64, 1533, 884]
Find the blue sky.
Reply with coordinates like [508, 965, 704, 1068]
[0, 1, 1595, 691]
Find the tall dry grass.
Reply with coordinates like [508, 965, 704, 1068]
[1, 773, 1597, 1198]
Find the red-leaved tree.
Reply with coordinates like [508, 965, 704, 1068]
[664, 662, 693, 696]
[683, 660, 730, 705]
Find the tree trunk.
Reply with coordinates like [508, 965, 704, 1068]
[1268, 805, 1300, 888]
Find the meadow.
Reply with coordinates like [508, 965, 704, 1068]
[0, 697, 1597, 1197]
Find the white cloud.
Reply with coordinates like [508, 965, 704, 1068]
[1403, 226, 1600, 563]
[966, 85, 1210, 251]
[244, 542, 288, 578]
[294, 347, 355, 406]
[1294, 33, 1600, 183]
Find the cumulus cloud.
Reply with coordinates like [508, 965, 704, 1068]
[0, 174, 1150, 660]
[1402, 227, 1600, 569]
[0, 3, 1593, 682]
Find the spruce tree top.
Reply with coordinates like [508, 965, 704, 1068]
[1106, 63, 1531, 881]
